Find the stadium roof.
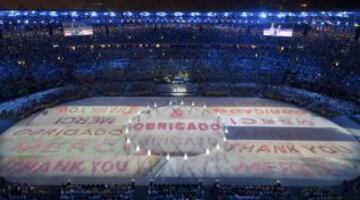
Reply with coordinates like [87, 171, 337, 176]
[1, 0, 359, 11]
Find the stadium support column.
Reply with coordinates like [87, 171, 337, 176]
[105, 24, 109, 36]
[47, 23, 53, 37]
[354, 26, 360, 41]
[303, 24, 310, 36]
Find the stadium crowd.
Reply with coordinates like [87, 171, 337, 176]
[148, 182, 204, 200]
[210, 183, 289, 200]
[60, 181, 134, 200]
[0, 20, 359, 105]
[1, 177, 360, 200]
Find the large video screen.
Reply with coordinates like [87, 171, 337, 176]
[63, 23, 93, 37]
[0, 97, 359, 185]
[263, 25, 293, 37]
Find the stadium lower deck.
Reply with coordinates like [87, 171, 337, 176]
[0, 97, 359, 186]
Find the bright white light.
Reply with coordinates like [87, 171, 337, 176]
[125, 127, 129, 134]
[136, 145, 140, 152]
[140, 12, 150, 17]
[184, 152, 188, 160]
[71, 11, 78, 17]
[126, 137, 131, 144]
[123, 12, 133, 17]
[216, 144, 220, 151]
[223, 136, 227, 142]
[169, 100, 173, 106]
[153, 102, 157, 108]
[259, 12, 267, 19]
[224, 127, 229, 134]
[223, 12, 231, 17]
[206, 148, 210, 155]
[147, 150, 151, 156]
[203, 104, 207, 109]
[191, 101, 195, 107]
[91, 11, 98, 17]
[166, 153, 170, 160]
[109, 12, 116, 17]
[174, 12, 184, 17]
[128, 119, 132, 124]
[190, 12, 200, 17]
[277, 13, 286, 18]
[49, 11, 58, 17]
[241, 12, 248, 17]
[207, 12, 216, 17]
[180, 100, 184, 105]
[156, 12, 167, 17]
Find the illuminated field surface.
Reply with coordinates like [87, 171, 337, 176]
[0, 97, 359, 186]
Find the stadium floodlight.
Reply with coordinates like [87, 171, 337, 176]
[277, 13, 286, 18]
[71, 11, 78, 17]
[207, 12, 216, 17]
[123, 11, 133, 17]
[140, 12, 150, 17]
[90, 11, 98, 17]
[223, 12, 232, 17]
[190, 12, 201, 17]
[174, 12, 184, 17]
[300, 12, 308, 17]
[259, 12, 267, 19]
[49, 11, 58, 17]
[156, 12, 167, 17]
[241, 12, 248, 17]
